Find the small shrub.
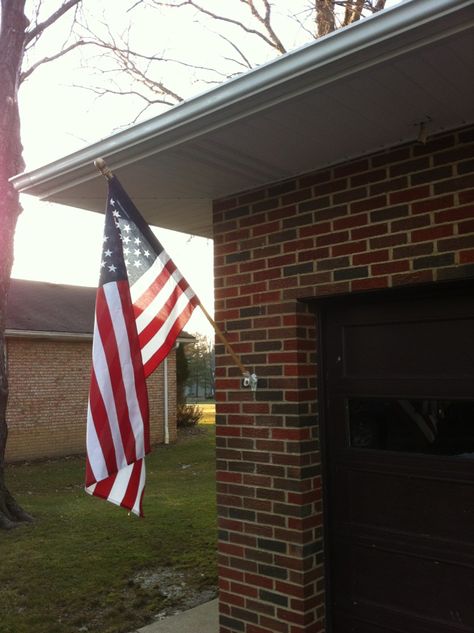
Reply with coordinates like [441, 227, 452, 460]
[177, 403, 203, 428]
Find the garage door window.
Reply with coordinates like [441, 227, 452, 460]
[348, 398, 474, 456]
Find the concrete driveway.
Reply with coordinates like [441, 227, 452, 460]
[132, 599, 219, 633]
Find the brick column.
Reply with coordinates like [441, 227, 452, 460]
[214, 210, 325, 632]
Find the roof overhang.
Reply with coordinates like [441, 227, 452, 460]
[11, 0, 474, 238]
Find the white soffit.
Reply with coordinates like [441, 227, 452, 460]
[11, 0, 474, 238]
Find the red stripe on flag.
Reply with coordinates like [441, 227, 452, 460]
[95, 286, 137, 464]
[91, 472, 116, 502]
[120, 460, 144, 515]
[176, 275, 193, 294]
[143, 300, 197, 378]
[85, 457, 95, 489]
[132, 259, 176, 318]
[116, 282, 150, 454]
[87, 368, 118, 484]
[137, 284, 183, 350]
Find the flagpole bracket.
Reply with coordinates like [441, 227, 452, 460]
[94, 157, 114, 181]
[243, 371, 258, 392]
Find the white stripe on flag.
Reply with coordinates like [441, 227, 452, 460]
[130, 251, 170, 304]
[141, 290, 193, 365]
[107, 462, 144, 516]
[86, 400, 109, 483]
[104, 283, 146, 458]
[91, 317, 127, 470]
[134, 269, 184, 335]
[131, 461, 146, 516]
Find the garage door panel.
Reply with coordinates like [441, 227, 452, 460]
[332, 377, 472, 398]
[333, 464, 474, 542]
[335, 539, 474, 632]
[332, 613, 401, 633]
[342, 318, 474, 378]
[334, 525, 473, 569]
[334, 602, 473, 633]
[332, 540, 474, 631]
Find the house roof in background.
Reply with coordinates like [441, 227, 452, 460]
[6, 279, 96, 335]
[6, 279, 196, 341]
[11, 0, 474, 238]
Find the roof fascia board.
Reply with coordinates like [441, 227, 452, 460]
[12, 0, 472, 200]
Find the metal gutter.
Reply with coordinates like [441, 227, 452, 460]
[5, 329, 93, 341]
[5, 329, 193, 342]
[11, 0, 472, 197]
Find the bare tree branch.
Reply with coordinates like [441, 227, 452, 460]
[91, 40, 229, 77]
[127, 0, 147, 11]
[77, 15, 247, 109]
[79, 84, 176, 106]
[25, 0, 82, 45]
[289, 6, 317, 41]
[73, 84, 177, 123]
[30, 0, 43, 31]
[20, 39, 94, 83]
[214, 32, 253, 71]
[74, 17, 181, 103]
[243, 0, 287, 53]
[76, 0, 388, 119]
[105, 42, 185, 102]
[151, 0, 287, 53]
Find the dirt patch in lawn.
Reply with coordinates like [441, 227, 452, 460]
[177, 425, 209, 440]
[133, 567, 217, 620]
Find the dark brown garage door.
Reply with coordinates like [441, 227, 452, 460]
[322, 286, 474, 633]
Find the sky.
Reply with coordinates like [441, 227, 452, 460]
[11, 0, 401, 337]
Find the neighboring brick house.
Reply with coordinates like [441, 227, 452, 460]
[5, 279, 186, 462]
[12, 1, 474, 632]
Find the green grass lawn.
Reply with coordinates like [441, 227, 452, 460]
[0, 420, 216, 633]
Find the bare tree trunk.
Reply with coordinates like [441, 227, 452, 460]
[0, 0, 33, 529]
[315, 0, 335, 37]
[0, 0, 84, 529]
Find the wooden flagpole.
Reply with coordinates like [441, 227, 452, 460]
[197, 301, 248, 376]
[94, 157, 250, 378]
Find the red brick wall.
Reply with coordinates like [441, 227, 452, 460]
[212, 125, 474, 633]
[5, 337, 177, 462]
[148, 352, 177, 445]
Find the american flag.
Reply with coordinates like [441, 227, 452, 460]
[85, 176, 198, 516]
